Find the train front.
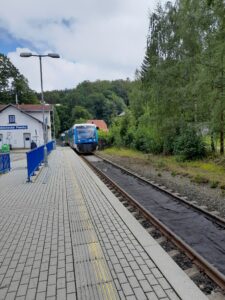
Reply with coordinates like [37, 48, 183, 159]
[75, 124, 98, 153]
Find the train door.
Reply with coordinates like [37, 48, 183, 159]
[0, 134, 3, 148]
[23, 133, 31, 149]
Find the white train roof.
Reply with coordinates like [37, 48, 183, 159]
[72, 123, 96, 129]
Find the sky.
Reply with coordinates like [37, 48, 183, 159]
[0, 0, 169, 92]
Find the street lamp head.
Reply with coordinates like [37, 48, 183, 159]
[48, 53, 60, 58]
[20, 52, 33, 57]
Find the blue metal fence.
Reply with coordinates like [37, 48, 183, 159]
[26, 141, 56, 182]
[46, 140, 55, 154]
[0, 153, 11, 174]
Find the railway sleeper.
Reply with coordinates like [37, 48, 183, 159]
[184, 266, 200, 278]
[138, 217, 147, 223]
[168, 249, 180, 258]
[210, 210, 220, 216]
[155, 236, 167, 244]
[146, 226, 156, 234]
[131, 210, 139, 217]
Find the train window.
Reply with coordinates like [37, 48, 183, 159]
[77, 126, 95, 139]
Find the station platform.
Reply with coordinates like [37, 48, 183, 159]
[0, 147, 207, 300]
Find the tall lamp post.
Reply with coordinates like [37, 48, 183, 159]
[20, 52, 60, 166]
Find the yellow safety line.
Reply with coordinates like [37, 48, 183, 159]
[64, 150, 118, 300]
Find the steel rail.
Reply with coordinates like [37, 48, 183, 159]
[82, 155, 225, 291]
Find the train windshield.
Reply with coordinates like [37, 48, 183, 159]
[76, 126, 95, 139]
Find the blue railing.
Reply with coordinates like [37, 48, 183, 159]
[26, 140, 56, 182]
[0, 153, 11, 174]
[46, 140, 55, 154]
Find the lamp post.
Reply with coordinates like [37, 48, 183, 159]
[20, 52, 60, 166]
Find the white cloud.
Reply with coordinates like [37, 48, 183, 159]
[1, 0, 172, 91]
[8, 48, 130, 91]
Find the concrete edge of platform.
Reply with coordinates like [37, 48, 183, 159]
[80, 157, 208, 300]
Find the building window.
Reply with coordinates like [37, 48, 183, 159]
[9, 115, 15, 124]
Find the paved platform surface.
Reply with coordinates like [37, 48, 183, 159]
[0, 147, 207, 300]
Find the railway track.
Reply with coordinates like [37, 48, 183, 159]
[81, 153, 225, 298]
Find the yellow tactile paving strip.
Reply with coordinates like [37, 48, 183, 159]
[64, 153, 119, 300]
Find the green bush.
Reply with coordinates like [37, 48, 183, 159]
[134, 114, 163, 154]
[163, 135, 176, 155]
[134, 130, 163, 154]
[173, 127, 206, 160]
[98, 130, 111, 150]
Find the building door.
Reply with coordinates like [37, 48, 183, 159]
[23, 133, 31, 149]
[0, 134, 3, 148]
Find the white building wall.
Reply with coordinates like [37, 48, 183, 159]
[28, 111, 52, 141]
[0, 106, 45, 149]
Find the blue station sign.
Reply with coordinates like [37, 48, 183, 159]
[0, 125, 28, 130]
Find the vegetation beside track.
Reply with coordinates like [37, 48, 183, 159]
[100, 147, 225, 190]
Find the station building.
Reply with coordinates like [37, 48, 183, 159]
[0, 104, 52, 149]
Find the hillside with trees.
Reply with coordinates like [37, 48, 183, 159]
[41, 80, 131, 132]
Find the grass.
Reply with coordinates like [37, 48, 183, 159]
[101, 147, 225, 188]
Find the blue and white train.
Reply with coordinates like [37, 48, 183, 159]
[67, 123, 98, 153]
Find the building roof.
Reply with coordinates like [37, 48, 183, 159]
[0, 104, 52, 112]
[0, 104, 50, 127]
[86, 120, 108, 132]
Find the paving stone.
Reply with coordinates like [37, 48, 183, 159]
[57, 277, 66, 290]
[28, 278, 38, 289]
[146, 291, 158, 300]
[5, 292, 17, 300]
[158, 277, 171, 290]
[67, 281, 76, 294]
[140, 279, 152, 293]
[151, 268, 163, 279]
[133, 287, 147, 300]
[36, 292, 46, 300]
[8, 280, 20, 292]
[117, 273, 127, 284]
[25, 289, 36, 300]
[56, 288, 66, 299]
[67, 293, 77, 300]
[126, 296, 137, 300]
[47, 285, 56, 297]
[128, 276, 140, 289]
[153, 284, 167, 298]
[37, 281, 47, 293]
[123, 266, 134, 277]
[134, 269, 145, 281]
[17, 284, 28, 297]
[140, 264, 152, 275]
[165, 289, 180, 300]
[0, 288, 8, 299]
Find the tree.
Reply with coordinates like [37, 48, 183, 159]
[0, 53, 37, 104]
[71, 106, 92, 123]
[53, 106, 61, 137]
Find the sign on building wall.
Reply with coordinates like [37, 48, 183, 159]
[0, 125, 28, 130]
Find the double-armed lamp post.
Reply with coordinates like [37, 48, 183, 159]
[20, 52, 60, 166]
